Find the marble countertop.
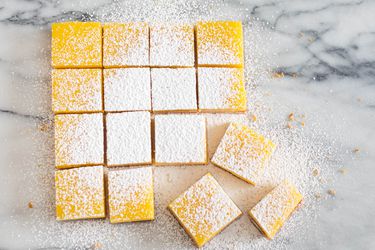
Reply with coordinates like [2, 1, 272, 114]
[0, 0, 374, 249]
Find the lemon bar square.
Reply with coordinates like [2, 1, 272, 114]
[106, 111, 152, 166]
[154, 114, 207, 165]
[54, 113, 104, 168]
[211, 123, 275, 185]
[51, 69, 102, 113]
[198, 67, 247, 112]
[168, 173, 242, 247]
[196, 21, 244, 67]
[151, 68, 197, 112]
[104, 68, 151, 111]
[55, 166, 105, 221]
[249, 180, 303, 239]
[51, 22, 102, 68]
[103, 22, 149, 67]
[108, 167, 154, 223]
[150, 23, 194, 67]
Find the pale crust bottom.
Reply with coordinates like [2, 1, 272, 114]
[106, 161, 152, 168]
[153, 160, 208, 166]
[152, 109, 199, 113]
[211, 161, 256, 185]
[198, 108, 246, 113]
[55, 163, 104, 170]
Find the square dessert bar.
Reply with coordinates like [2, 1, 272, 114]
[249, 180, 303, 239]
[108, 167, 154, 223]
[196, 21, 244, 67]
[103, 23, 149, 67]
[51, 22, 102, 68]
[54, 113, 104, 168]
[168, 173, 242, 247]
[55, 166, 105, 221]
[104, 68, 151, 111]
[211, 123, 275, 185]
[151, 68, 197, 112]
[51, 69, 102, 113]
[198, 67, 247, 112]
[154, 114, 207, 165]
[106, 111, 152, 166]
[150, 23, 194, 67]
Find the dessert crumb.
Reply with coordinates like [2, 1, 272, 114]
[353, 148, 360, 153]
[314, 193, 322, 199]
[272, 72, 284, 78]
[327, 189, 336, 196]
[300, 121, 305, 127]
[312, 169, 319, 177]
[287, 122, 293, 129]
[338, 168, 348, 174]
[251, 114, 257, 122]
[92, 242, 102, 249]
[288, 113, 294, 121]
[28, 201, 33, 209]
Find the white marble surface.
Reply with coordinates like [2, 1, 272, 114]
[0, 0, 374, 249]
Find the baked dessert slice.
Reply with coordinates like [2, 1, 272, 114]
[55, 166, 105, 221]
[168, 173, 242, 247]
[154, 114, 207, 165]
[51, 22, 102, 68]
[249, 180, 303, 239]
[150, 23, 194, 67]
[196, 21, 244, 67]
[103, 22, 149, 67]
[151, 68, 197, 112]
[108, 167, 154, 223]
[211, 123, 275, 185]
[54, 113, 104, 168]
[106, 111, 152, 166]
[51, 69, 102, 113]
[104, 68, 151, 111]
[198, 67, 247, 112]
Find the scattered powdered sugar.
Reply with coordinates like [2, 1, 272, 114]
[54, 113, 104, 167]
[151, 68, 197, 112]
[198, 67, 246, 111]
[168, 173, 242, 247]
[51, 69, 102, 113]
[5, 1, 347, 249]
[106, 111, 152, 166]
[154, 114, 206, 164]
[150, 23, 195, 66]
[104, 68, 151, 111]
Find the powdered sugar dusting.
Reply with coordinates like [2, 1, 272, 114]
[54, 113, 104, 167]
[151, 68, 197, 112]
[168, 173, 242, 247]
[55, 166, 105, 221]
[104, 68, 151, 111]
[106, 111, 152, 166]
[103, 22, 149, 67]
[51, 69, 102, 113]
[249, 180, 303, 239]
[198, 67, 247, 111]
[212, 122, 276, 185]
[154, 114, 206, 164]
[108, 167, 154, 223]
[150, 23, 194, 66]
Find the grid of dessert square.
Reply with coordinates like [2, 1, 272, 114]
[51, 21, 302, 247]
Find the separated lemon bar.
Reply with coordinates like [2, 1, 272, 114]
[168, 173, 242, 247]
[211, 123, 275, 185]
[249, 180, 303, 239]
